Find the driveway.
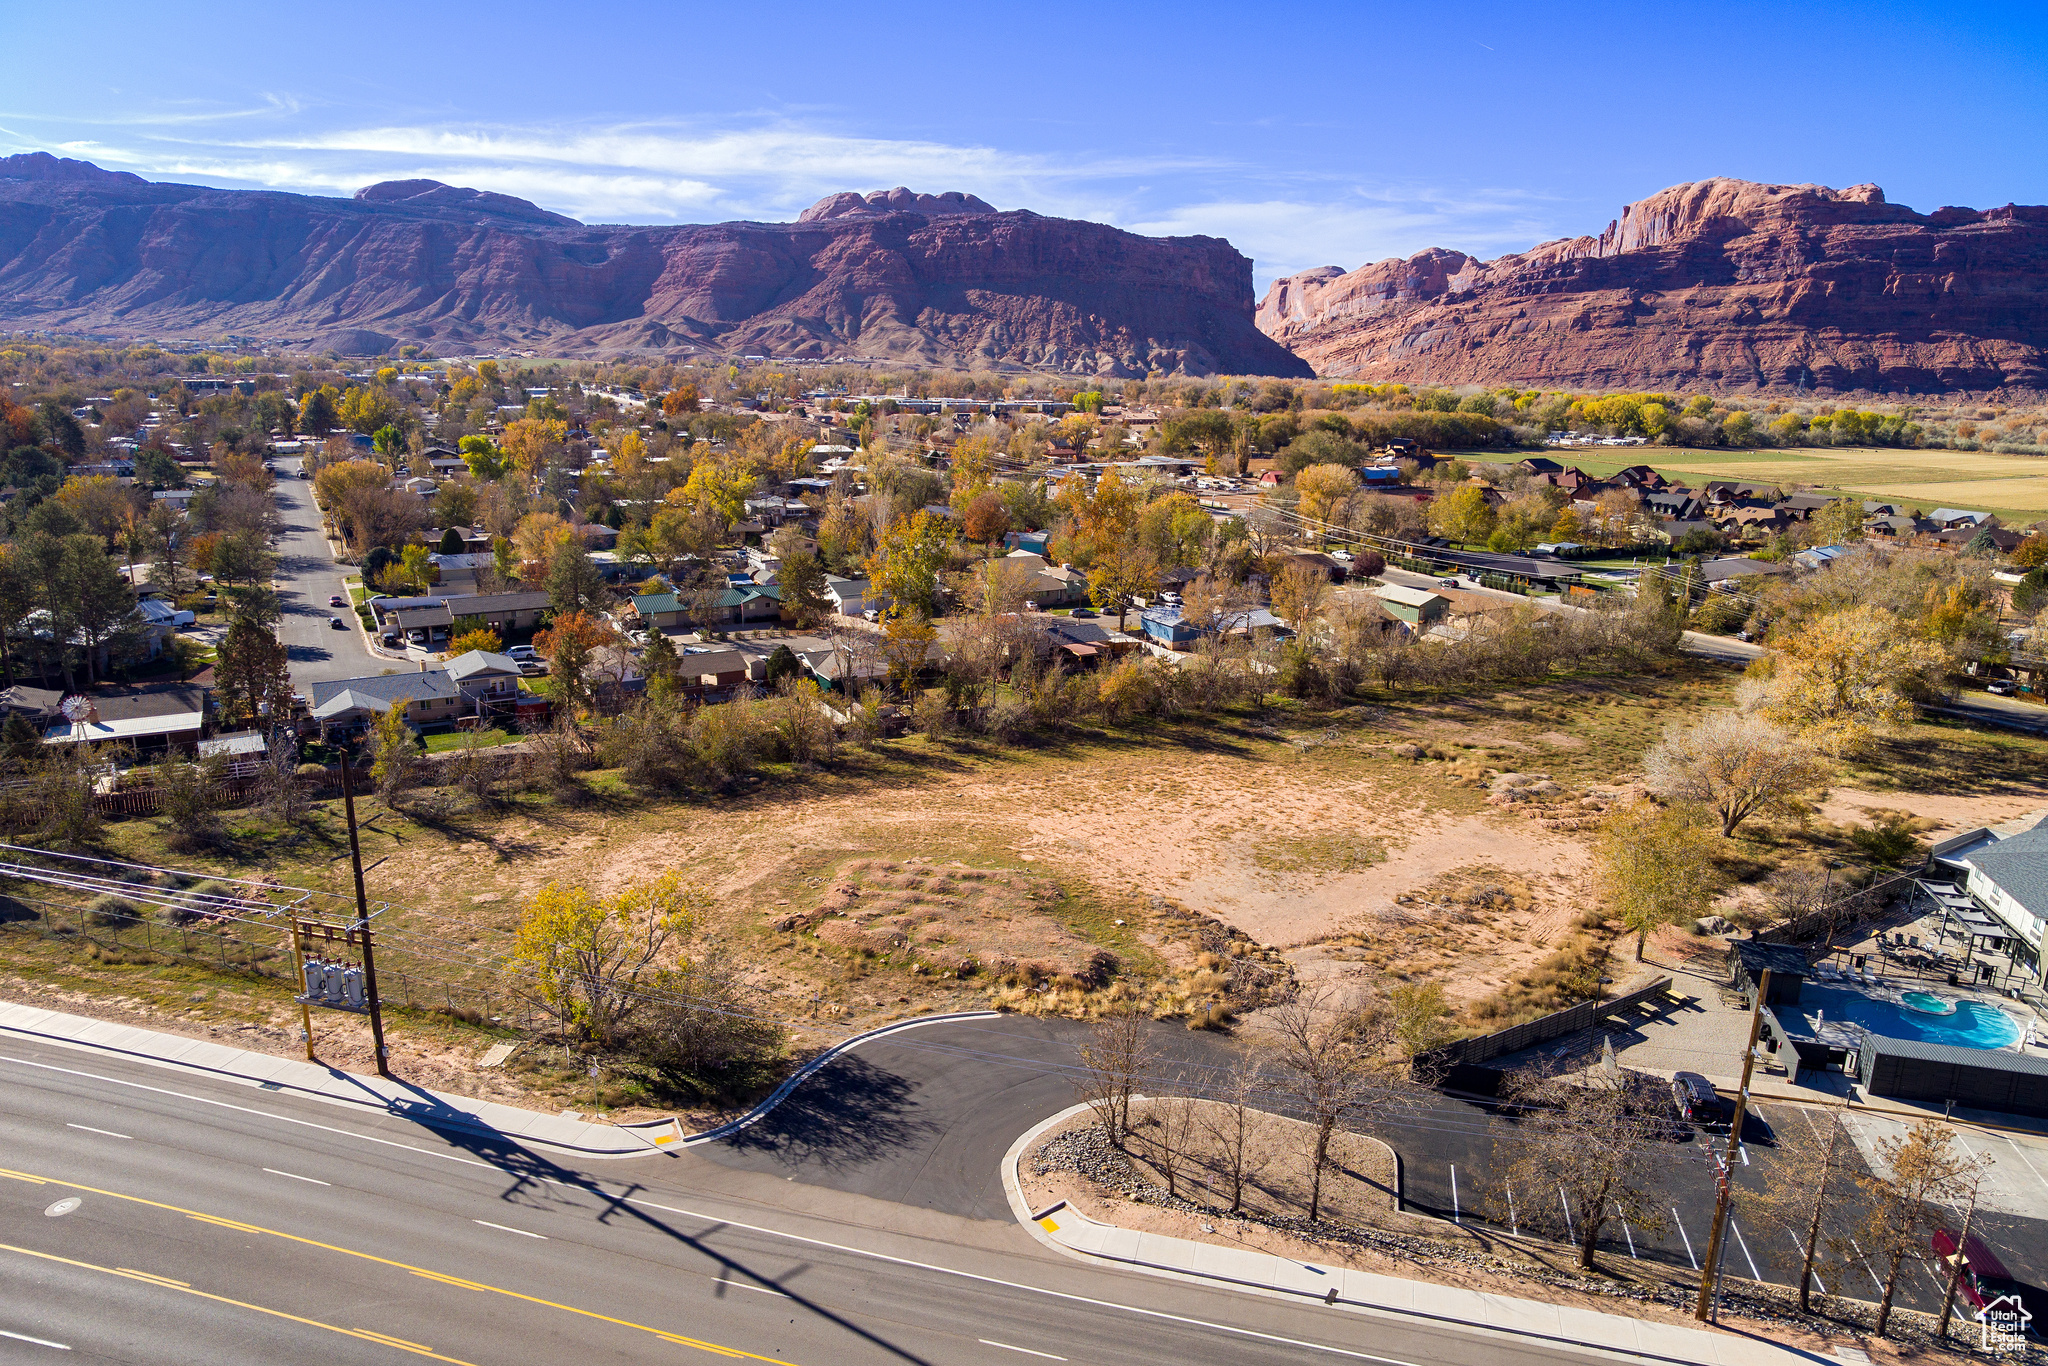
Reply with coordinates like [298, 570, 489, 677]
[270, 459, 378, 688]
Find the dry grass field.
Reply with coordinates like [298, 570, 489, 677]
[1562, 445, 2048, 524]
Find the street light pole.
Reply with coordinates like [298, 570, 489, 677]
[337, 757, 390, 1078]
[1695, 966, 1770, 1322]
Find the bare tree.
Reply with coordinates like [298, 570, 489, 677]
[1074, 1008, 1155, 1150]
[1935, 1153, 1995, 1343]
[1496, 1065, 1671, 1271]
[1200, 1057, 1265, 1215]
[1751, 1108, 1854, 1312]
[448, 727, 508, 805]
[1857, 1121, 1991, 1337]
[1269, 984, 1399, 1220]
[1141, 1082, 1200, 1201]
[1644, 712, 1829, 837]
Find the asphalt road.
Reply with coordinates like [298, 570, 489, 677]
[0, 1028, 1607, 1366]
[270, 458, 378, 688]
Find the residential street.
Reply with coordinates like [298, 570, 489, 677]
[270, 457, 379, 688]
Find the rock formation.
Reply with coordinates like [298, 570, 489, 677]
[0, 155, 1307, 376]
[1257, 178, 2048, 395]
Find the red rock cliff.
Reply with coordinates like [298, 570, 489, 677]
[0, 156, 1308, 377]
[1256, 178, 2048, 395]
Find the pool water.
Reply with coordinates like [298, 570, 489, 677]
[1799, 984, 2023, 1049]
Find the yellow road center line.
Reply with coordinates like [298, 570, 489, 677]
[356, 1330, 435, 1352]
[0, 1169, 48, 1184]
[116, 1268, 191, 1287]
[11, 1168, 798, 1365]
[0, 1241, 477, 1365]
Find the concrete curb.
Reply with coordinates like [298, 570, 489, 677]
[0, 999, 998, 1161]
[999, 1104, 1826, 1366]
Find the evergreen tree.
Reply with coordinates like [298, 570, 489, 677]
[779, 551, 830, 628]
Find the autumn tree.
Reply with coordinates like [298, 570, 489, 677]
[1807, 497, 1866, 547]
[1269, 561, 1330, 630]
[1086, 540, 1160, 632]
[1496, 1066, 1670, 1271]
[865, 509, 955, 617]
[512, 872, 708, 1043]
[1426, 483, 1497, 546]
[878, 606, 936, 697]
[961, 490, 1012, 549]
[1757, 605, 1944, 756]
[1857, 1122, 1991, 1337]
[1293, 463, 1360, 529]
[1596, 799, 1721, 959]
[366, 700, 421, 804]
[534, 610, 617, 716]
[1752, 1110, 1854, 1313]
[779, 551, 831, 628]
[1643, 711, 1829, 837]
[501, 417, 567, 481]
[458, 434, 508, 481]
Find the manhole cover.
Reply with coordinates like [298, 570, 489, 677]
[45, 1198, 81, 1217]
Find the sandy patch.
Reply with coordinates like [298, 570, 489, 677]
[1815, 786, 2048, 837]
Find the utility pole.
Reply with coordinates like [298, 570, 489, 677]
[285, 918, 316, 1061]
[338, 757, 391, 1077]
[1695, 966, 1770, 1322]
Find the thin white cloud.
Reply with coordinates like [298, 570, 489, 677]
[9, 110, 1582, 289]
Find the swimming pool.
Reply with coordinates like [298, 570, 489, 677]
[1797, 984, 2023, 1050]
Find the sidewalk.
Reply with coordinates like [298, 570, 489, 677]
[0, 998, 999, 1160]
[1002, 1104, 1827, 1366]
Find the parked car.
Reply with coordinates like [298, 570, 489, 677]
[297, 468, 311, 479]
[519, 662, 549, 677]
[1439, 576, 1461, 589]
[1671, 1071, 1725, 1123]
[328, 594, 346, 607]
[327, 615, 346, 630]
[1933, 1228, 2024, 1313]
[1986, 679, 2019, 696]
[1070, 608, 1096, 619]
[505, 645, 539, 662]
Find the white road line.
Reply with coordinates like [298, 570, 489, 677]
[262, 1168, 329, 1186]
[0, 1329, 70, 1350]
[979, 1341, 1067, 1361]
[2005, 1136, 2048, 1192]
[1783, 1233, 1826, 1297]
[64, 1123, 130, 1140]
[1671, 1208, 1698, 1270]
[714, 1278, 788, 1298]
[1613, 1204, 1636, 1259]
[1449, 1166, 1460, 1224]
[472, 1220, 546, 1240]
[2, 1053, 1427, 1365]
[1730, 1221, 1761, 1281]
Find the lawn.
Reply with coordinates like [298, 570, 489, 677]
[423, 727, 513, 753]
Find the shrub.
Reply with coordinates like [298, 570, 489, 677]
[86, 894, 140, 927]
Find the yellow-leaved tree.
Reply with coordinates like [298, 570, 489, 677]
[1425, 483, 1496, 546]
[1756, 605, 1944, 755]
[1596, 799, 1722, 960]
[512, 872, 708, 1042]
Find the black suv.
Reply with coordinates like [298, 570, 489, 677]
[1672, 1072, 1725, 1123]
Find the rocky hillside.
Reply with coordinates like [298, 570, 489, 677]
[0, 153, 1308, 376]
[1257, 178, 2048, 395]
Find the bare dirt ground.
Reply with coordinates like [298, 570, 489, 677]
[1815, 785, 2048, 837]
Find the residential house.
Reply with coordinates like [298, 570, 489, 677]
[1703, 481, 1777, 506]
[390, 603, 455, 648]
[0, 685, 64, 727]
[1286, 552, 1349, 583]
[42, 680, 212, 754]
[306, 668, 463, 737]
[1642, 489, 1704, 522]
[1003, 530, 1051, 557]
[1928, 817, 2048, 985]
[1610, 464, 1670, 492]
[1927, 508, 1993, 531]
[1700, 557, 1788, 589]
[1515, 457, 1565, 476]
[1778, 492, 1836, 520]
[1370, 584, 1449, 627]
[446, 650, 524, 717]
[1865, 514, 1924, 538]
[1791, 545, 1852, 571]
[824, 575, 874, 617]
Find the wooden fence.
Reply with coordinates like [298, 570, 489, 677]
[0, 765, 377, 830]
[1411, 975, 1674, 1084]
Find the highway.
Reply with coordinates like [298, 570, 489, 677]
[0, 1027, 1607, 1366]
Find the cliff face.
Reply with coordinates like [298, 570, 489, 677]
[0, 156, 1309, 376]
[1256, 178, 2048, 395]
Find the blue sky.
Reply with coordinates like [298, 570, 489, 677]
[6, 0, 2044, 292]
